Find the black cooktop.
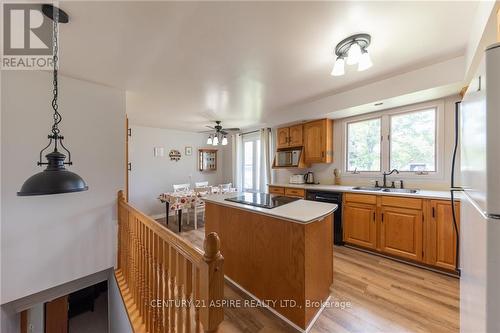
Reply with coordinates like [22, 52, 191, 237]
[225, 192, 300, 209]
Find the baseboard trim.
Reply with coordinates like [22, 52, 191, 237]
[343, 245, 459, 278]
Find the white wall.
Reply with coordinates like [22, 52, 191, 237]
[274, 96, 460, 190]
[129, 125, 232, 216]
[108, 274, 133, 333]
[1, 71, 125, 304]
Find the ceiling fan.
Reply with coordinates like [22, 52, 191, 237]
[205, 121, 240, 146]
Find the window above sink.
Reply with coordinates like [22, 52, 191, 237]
[341, 99, 446, 181]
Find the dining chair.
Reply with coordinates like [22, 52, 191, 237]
[173, 183, 190, 192]
[219, 183, 232, 193]
[195, 181, 209, 187]
[192, 186, 210, 229]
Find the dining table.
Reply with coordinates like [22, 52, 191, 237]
[158, 187, 237, 232]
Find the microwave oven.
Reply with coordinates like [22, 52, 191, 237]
[275, 149, 302, 167]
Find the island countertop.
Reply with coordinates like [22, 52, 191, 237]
[203, 192, 337, 224]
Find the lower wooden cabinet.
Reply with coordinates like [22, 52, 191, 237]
[343, 193, 459, 272]
[379, 206, 423, 261]
[268, 185, 285, 195]
[426, 200, 460, 270]
[268, 186, 305, 198]
[343, 203, 377, 249]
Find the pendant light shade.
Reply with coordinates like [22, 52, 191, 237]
[17, 5, 88, 196]
[331, 57, 345, 76]
[18, 152, 88, 196]
[358, 50, 373, 71]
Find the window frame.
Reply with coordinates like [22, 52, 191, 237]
[241, 132, 261, 192]
[345, 117, 382, 173]
[389, 107, 438, 173]
[341, 100, 445, 181]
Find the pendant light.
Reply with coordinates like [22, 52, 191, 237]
[18, 5, 88, 196]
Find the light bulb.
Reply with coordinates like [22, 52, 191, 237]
[358, 50, 372, 71]
[212, 135, 219, 145]
[222, 136, 228, 145]
[331, 57, 345, 76]
[207, 136, 212, 145]
[346, 42, 361, 65]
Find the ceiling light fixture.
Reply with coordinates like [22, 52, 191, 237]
[331, 33, 372, 77]
[205, 121, 238, 146]
[18, 5, 88, 196]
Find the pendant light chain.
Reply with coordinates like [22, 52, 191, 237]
[51, 11, 62, 138]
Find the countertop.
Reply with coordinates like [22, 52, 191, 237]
[203, 192, 338, 224]
[269, 183, 460, 200]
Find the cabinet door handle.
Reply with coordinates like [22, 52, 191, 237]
[381, 213, 384, 222]
[321, 151, 325, 158]
[432, 207, 435, 218]
[373, 212, 376, 221]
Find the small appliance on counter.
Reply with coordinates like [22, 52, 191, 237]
[305, 171, 315, 184]
[289, 174, 306, 184]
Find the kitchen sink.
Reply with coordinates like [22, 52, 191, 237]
[381, 188, 419, 193]
[352, 186, 419, 194]
[352, 186, 382, 191]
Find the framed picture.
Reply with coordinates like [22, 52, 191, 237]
[185, 146, 193, 156]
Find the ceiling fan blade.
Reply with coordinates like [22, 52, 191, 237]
[222, 128, 241, 132]
[205, 125, 216, 130]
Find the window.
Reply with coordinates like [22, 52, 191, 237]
[346, 118, 381, 172]
[242, 134, 261, 192]
[343, 104, 440, 176]
[390, 109, 436, 172]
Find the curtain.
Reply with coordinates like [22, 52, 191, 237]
[232, 133, 243, 191]
[259, 128, 272, 193]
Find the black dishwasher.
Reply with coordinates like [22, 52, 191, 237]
[306, 191, 343, 245]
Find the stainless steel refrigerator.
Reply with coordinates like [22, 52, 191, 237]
[458, 42, 500, 333]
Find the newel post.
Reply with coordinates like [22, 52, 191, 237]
[200, 232, 224, 333]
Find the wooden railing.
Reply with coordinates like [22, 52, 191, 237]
[115, 190, 224, 332]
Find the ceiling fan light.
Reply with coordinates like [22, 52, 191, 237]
[358, 50, 373, 71]
[331, 57, 345, 76]
[207, 135, 213, 145]
[346, 42, 362, 65]
[212, 135, 219, 146]
[222, 136, 228, 145]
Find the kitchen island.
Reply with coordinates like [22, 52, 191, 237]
[204, 193, 337, 331]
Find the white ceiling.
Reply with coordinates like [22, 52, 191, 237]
[58, 1, 478, 130]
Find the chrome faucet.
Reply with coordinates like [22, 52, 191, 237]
[382, 169, 399, 188]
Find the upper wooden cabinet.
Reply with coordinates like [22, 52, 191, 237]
[277, 124, 303, 148]
[303, 119, 333, 164]
[425, 200, 460, 270]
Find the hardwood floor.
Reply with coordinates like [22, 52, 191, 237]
[157, 217, 459, 333]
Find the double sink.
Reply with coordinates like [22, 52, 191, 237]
[352, 186, 419, 194]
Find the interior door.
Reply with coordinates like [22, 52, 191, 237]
[288, 125, 303, 147]
[277, 127, 289, 148]
[303, 120, 324, 163]
[343, 203, 377, 249]
[45, 295, 68, 333]
[380, 206, 423, 261]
